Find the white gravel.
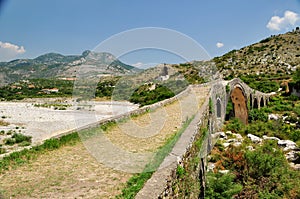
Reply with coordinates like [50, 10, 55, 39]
[0, 101, 138, 143]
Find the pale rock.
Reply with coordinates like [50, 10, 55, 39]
[214, 132, 227, 140]
[278, 139, 297, 147]
[233, 142, 242, 147]
[218, 132, 227, 139]
[289, 163, 300, 170]
[223, 143, 230, 148]
[285, 151, 300, 162]
[282, 116, 288, 121]
[278, 140, 298, 151]
[246, 146, 254, 151]
[262, 135, 280, 141]
[227, 139, 237, 143]
[207, 162, 215, 172]
[247, 134, 262, 143]
[233, 133, 243, 140]
[268, 114, 279, 120]
[219, 170, 230, 174]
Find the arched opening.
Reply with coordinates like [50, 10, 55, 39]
[230, 86, 248, 124]
[253, 97, 258, 109]
[249, 94, 253, 109]
[260, 97, 264, 108]
[216, 98, 222, 118]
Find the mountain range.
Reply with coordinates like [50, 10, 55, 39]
[0, 50, 138, 85]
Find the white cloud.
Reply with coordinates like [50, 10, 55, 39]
[0, 41, 26, 61]
[216, 42, 224, 48]
[267, 10, 299, 31]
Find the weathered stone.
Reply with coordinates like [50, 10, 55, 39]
[218, 131, 227, 139]
[247, 134, 262, 143]
[278, 140, 298, 151]
[289, 163, 300, 170]
[233, 142, 242, 147]
[268, 114, 279, 120]
[207, 162, 215, 172]
[285, 151, 300, 162]
[262, 135, 280, 141]
[246, 146, 254, 151]
[219, 170, 230, 174]
[223, 143, 231, 148]
[233, 133, 243, 140]
[227, 138, 238, 143]
[278, 140, 297, 147]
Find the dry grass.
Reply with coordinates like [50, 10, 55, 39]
[0, 120, 9, 126]
[0, 142, 131, 199]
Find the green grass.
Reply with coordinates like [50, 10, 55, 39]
[4, 133, 32, 146]
[116, 115, 195, 199]
[172, 127, 208, 198]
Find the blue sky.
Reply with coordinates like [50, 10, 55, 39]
[0, 0, 299, 65]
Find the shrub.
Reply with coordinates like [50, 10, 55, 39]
[176, 165, 186, 178]
[248, 109, 268, 123]
[0, 147, 6, 154]
[290, 129, 300, 142]
[205, 172, 242, 199]
[225, 118, 245, 134]
[245, 141, 286, 178]
[12, 133, 32, 143]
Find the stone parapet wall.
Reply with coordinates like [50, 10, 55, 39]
[136, 94, 210, 198]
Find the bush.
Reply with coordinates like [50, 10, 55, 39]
[12, 133, 32, 143]
[245, 141, 286, 178]
[290, 129, 300, 142]
[248, 109, 268, 123]
[0, 147, 6, 154]
[130, 84, 175, 106]
[205, 172, 242, 199]
[4, 138, 15, 145]
[225, 118, 245, 134]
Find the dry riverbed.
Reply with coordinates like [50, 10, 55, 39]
[0, 99, 138, 154]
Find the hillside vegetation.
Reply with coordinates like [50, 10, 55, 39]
[214, 29, 300, 79]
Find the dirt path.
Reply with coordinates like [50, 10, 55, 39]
[0, 86, 210, 198]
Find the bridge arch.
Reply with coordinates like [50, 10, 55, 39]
[260, 97, 264, 108]
[253, 97, 259, 109]
[229, 84, 248, 124]
[216, 98, 222, 118]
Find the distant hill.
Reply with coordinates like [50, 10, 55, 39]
[0, 50, 138, 85]
[213, 28, 300, 80]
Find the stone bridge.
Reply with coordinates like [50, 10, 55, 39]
[211, 78, 274, 126]
[137, 78, 274, 198]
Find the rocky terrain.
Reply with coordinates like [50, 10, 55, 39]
[213, 28, 300, 79]
[210, 130, 300, 171]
